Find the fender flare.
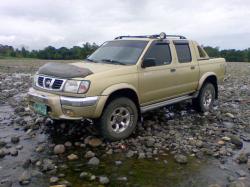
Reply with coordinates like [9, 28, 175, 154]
[101, 83, 139, 98]
[198, 72, 218, 90]
[93, 83, 140, 118]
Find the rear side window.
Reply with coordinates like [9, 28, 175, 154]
[197, 45, 206, 58]
[174, 43, 192, 63]
[144, 42, 172, 66]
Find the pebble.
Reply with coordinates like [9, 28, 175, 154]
[67, 154, 79, 161]
[88, 138, 102, 147]
[50, 176, 59, 184]
[84, 151, 95, 158]
[54, 144, 65, 154]
[174, 154, 188, 164]
[126, 150, 135, 158]
[237, 152, 248, 164]
[64, 141, 72, 148]
[11, 136, 20, 144]
[228, 181, 246, 187]
[19, 171, 31, 185]
[0, 149, 6, 158]
[99, 176, 110, 184]
[229, 135, 243, 148]
[88, 157, 100, 166]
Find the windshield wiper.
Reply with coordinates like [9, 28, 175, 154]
[85, 58, 98, 63]
[101, 59, 126, 65]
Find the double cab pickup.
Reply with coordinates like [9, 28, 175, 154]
[28, 32, 226, 141]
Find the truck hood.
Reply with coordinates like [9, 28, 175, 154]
[38, 61, 124, 79]
[71, 61, 124, 73]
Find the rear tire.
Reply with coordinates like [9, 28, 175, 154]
[98, 97, 138, 141]
[193, 82, 216, 112]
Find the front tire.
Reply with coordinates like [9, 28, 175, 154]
[98, 97, 138, 141]
[193, 82, 216, 112]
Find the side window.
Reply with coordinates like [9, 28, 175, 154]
[197, 45, 207, 58]
[144, 42, 172, 66]
[174, 43, 192, 63]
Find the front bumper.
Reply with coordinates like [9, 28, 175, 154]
[28, 88, 107, 119]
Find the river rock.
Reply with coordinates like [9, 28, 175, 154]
[126, 150, 135, 158]
[54, 145, 65, 154]
[235, 170, 246, 177]
[19, 171, 31, 185]
[237, 152, 248, 164]
[10, 148, 18, 156]
[84, 151, 95, 158]
[11, 136, 20, 144]
[67, 154, 78, 161]
[64, 141, 72, 148]
[88, 138, 102, 147]
[0, 149, 6, 158]
[228, 181, 246, 187]
[88, 157, 100, 166]
[225, 113, 235, 118]
[229, 135, 243, 148]
[0, 141, 6, 148]
[99, 176, 109, 184]
[208, 184, 221, 187]
[50, 176, 59, 184]
[174, 154, 188, 164]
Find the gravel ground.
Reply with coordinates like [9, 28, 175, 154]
[0, 60, 249, 187]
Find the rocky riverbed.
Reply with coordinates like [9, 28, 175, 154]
[0, 60, 250, 187]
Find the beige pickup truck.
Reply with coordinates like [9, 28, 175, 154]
[28, 32, 226, 141]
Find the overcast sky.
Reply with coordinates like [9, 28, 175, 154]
[0, 0, 250, 50]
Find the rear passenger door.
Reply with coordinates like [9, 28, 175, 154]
[173, 41, 200, 95]
[139, 41, 178, 105]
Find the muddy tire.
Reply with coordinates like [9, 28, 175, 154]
[193, 82, 216, 112]
[98, 97, 138, 141]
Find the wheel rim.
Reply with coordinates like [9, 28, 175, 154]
[109, 107, 131, 133]
[203, 89, 213, 109]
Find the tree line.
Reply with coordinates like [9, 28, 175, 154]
[0, 43, 250, 62]
[0, 43, 98, 60]
[203, 47, 250, 62]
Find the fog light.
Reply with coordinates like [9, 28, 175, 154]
[62, 108, 75, 116]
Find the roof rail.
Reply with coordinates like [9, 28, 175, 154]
[115, 33, 186, 40]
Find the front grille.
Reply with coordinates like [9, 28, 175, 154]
[38, 77, 44, 87]
[36, 75, 65, 91]
[52, 79, 64, 89]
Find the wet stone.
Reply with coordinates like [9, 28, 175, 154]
[50, 176, 59, 184]
[11, 136, 20, 144]
[54, 144, 65, 155]
[67, 154, 78, 161]
[174, 154, 188, 164]
[84, 151, 95, 158]
[88, 138, 102, 147]
[88, 157, 100, 166]
[99, 176, 110, 185]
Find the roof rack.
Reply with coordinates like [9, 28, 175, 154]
[115, 32, 187, 40]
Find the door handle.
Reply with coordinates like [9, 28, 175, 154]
[170, 68, 176, 72]
[190, 66, 195, 70]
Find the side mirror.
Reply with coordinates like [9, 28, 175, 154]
[141, 58, 156, 68]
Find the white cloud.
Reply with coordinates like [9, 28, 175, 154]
[0, 0, 250, 49]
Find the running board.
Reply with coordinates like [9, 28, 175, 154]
[140, 95, 194, 113]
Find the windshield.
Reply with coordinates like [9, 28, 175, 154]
[87, 40, 148, 65]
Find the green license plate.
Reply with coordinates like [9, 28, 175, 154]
[33, 103, 47, 116]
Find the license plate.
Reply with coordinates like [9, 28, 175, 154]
[33, 103, 47, 116]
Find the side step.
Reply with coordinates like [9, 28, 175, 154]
[140, 95, 194, 113]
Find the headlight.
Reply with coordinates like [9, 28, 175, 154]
[63, 80, 90, 94]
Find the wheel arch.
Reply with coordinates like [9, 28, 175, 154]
[198, 73, 218, 99]
[96, 83, 141, 119]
